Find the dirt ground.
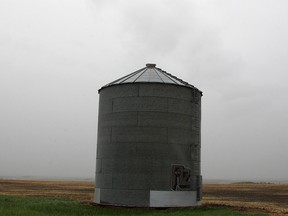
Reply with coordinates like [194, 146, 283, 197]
[0, 180, 94, 201]
[203, 184, 288, 215]
[0, 180, 287, 215]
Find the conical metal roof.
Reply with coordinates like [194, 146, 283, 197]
[100, 63, 201, 93]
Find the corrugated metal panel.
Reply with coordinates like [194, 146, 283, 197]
[95, 82, 202, 207]
[100, 64, 202, 93]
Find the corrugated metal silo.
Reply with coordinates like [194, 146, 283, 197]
[94, 64, 202, 207]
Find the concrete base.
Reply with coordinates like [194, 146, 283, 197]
[94, 188, 200, 207]
[150, 190, 199, 207]
[94, 188, 101, 204]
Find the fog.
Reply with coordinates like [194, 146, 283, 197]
[0, 0, 288, 181]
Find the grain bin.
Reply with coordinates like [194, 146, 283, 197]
[94, 64, 202, 207]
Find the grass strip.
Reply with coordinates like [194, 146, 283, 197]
[0, 195, 266, 216]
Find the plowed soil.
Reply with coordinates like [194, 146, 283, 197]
[203, 184, 288, 215]
[0, 180, 94, 201]
[0, 180, 287, 215]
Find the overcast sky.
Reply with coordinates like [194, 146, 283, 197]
[1, 0, 288, 181]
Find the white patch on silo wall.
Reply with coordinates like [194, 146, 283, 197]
[94, 188, 101, 204]
[149, 191, 198, 207]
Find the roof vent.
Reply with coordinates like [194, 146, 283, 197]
[146, 63, 156, 68]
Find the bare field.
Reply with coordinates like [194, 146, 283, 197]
[0, 180, 287, 215]
[203, 184, 288, 215]
[0, 179, 94, 201]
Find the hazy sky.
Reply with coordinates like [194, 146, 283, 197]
[1, 0, 288, 181]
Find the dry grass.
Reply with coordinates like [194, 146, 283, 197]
[203, 184, 288, 216]
[0, 179, 94, 202]
[0, 180, 287, 215]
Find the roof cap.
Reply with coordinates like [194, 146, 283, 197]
[146, 63, 156, 68]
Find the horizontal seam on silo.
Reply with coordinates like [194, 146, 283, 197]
[110, 96, 200, 102]
[99, 126, 199, 131]
[99, 111, 199, 117]
[109, 110, 198, 116]
[100, 188, 152, 192]
[99, 82, 202, 93]
[100, 95, 201, 101]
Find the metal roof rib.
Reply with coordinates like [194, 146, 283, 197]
[133, 68, 148, 82]
[153, 68, 164, 83]
[104, 67, 145, 86]
[118, 67, 145, 84]
[157, 68, 179, 85]
[161, 70, 196, 88]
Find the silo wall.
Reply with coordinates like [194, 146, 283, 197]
[94, 83, 202, 207]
